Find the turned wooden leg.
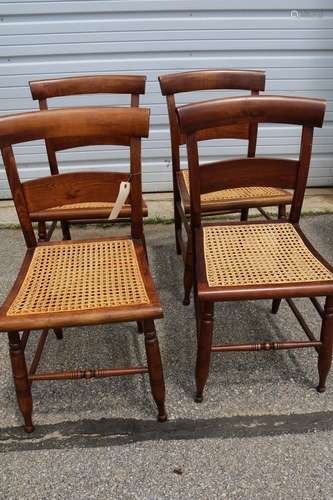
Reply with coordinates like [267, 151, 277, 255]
[240, 208, 249, 221]
[272, 298, 282, 314]
[317, 296, 333, 393]
[143, 319, 167, 422]
[61, 220, 71, 240]
[195, 302, 214, 403]
[8, 331, 34, 433]
[183, 240, 192, 306]
[54, 328, 63, 340]
[278, 204, 287, 219]
[137, 321, 144, 334]
[37, 221, 47, 242]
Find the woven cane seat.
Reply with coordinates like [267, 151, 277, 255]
[179, 169, 292, 209]
[49, 202, 115, 210]
[203, 223, 333, 288]
[7, 239, 150, 317]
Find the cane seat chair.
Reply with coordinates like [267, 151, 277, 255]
[176, 95, 333, 403]
[159, 70, 293, 305]
[0, 106, 167, 432]
[29, 75, 147, 241]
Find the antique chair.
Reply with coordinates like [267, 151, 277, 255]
[29, 75, 147, 242]
[0, 106, 167, 432]
[176, 95, 333, 403]
[159, 70, 293, 305]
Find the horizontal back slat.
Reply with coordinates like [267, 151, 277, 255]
[159, 70, 265, 95]
[180, 122, 250, 145]
[199, 157, 299, 193]
[30, 75, 146, 100]
[0, 107, 150, 146]
[49, 135, 130, 151]
[23, 171, 129, 212]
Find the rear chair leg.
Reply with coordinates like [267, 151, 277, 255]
[240, 208, 249, 221]
[37, 221, 47, 242]
[317, 296, 333, 393]
[8, 331, 34, 433]
[143, 319, 167, 422]
[54, 328, 63, 340]
[174, 199, 182, 255]
[272, 299, 282, 314]
[278, 204, 287, 219]
[183, 240, 192, 306]
[195, 302, 214, 403]
[137, 321, 144, 334]
[61, 220, 71, 240]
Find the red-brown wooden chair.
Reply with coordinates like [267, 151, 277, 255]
[0, 106, 167, 432]
[159, 70, 293, 306]
[176, 95, 333, 403]
[29, 75, 147, 242]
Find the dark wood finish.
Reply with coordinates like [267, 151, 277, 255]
[30, 75, 146, 100]
[0, 107, 167, 431]
[178, 94, 333, 402]
[8, 331, 34, 433]
[159, 70, 292, 305]
[28, 75, 147, 240]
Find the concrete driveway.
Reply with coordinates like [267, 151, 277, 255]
[0, 215, 333, 499]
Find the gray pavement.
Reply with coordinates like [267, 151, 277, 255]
[0, 216, 333, 499]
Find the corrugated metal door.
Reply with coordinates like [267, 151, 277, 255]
[0, 0, 332, 198]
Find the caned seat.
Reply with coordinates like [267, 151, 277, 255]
[177, 95, 333, 404]
[200, 222, 333, 292]
[33, 200, 148, 220]
[1, 238, 161, 331]
[0, 106, 167, 432]
[178, 169, 292, 212]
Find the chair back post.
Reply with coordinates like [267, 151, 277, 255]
[129, 137, 144, 240]
[289, 125, 314, 223]
[1, 146, 37, 247]
[247, 89, 259, 158]
[38, 98, 60, 175]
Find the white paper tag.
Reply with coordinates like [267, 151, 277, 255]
[108, 181, 131, 220]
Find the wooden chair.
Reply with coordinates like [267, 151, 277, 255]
[0, 106, 167, 432]
[176, 95, 333, 403]
[29, 75, 147, 242]
[159, 70, 293, 305]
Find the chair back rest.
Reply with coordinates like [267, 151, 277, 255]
[0, 106, 149, 247]
[176, 95, 325, 227]
[29, 75, 146, 173]
[159, 70, 266, 171]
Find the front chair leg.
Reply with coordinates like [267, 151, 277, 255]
[183, 240, 193, 306]
[195, 302, 214, 403]
[317, 296, 333, 393]
[8, 331, 34, 433]
[143, 319, 167, 422]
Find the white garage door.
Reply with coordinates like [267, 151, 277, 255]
[0, 0, 332, 198]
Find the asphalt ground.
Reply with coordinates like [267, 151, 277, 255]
[0, 215, 333, 499]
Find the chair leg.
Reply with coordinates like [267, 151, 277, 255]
[174, 200, 182, 255]
[8, 331, 34, 433]
[195, 302, 214, 403]
[137, 321, 144, 334]
[183, 240, 192, 306]
[54, 328, 63, 340]
[278, 204, 287, 219]
[143, 319, 167, 422]
[37, 221, 47, 242]
[272, 299, 282, 314]
[61, 220, 71, 240]
[240, 208, 249, 221]
[317, 296, 333, 393]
